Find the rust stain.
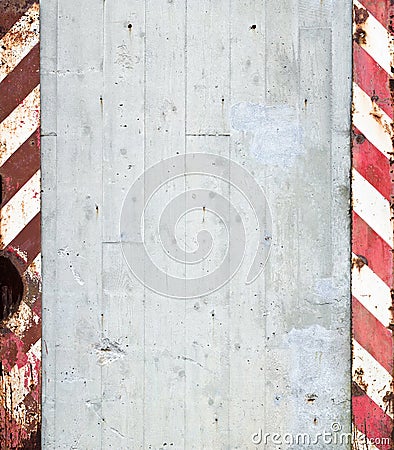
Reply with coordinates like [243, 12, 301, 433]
[370, 109, 383, 122]
[384, 390, 394, 405]
[352, 381, 365, 397]
[305, 393, 318, 404]
[353, 4, 369, 25]
[353, 27, 367, 45]
[371, 92, 379, 103]
[353, 4, 368, 46]
[352, 130, 365, 144]
[352, 254, 368, 271]
[354, 367, 368, 393]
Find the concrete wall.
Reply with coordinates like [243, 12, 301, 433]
[41, 0, 352, 448]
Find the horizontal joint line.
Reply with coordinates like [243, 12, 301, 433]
[186, 133, 230, 137]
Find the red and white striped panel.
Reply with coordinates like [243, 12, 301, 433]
[0, 1, 41, 447]
[352, 1, 394, 449]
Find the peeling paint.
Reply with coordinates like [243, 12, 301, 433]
[94, 338, 125, 366]
[0, 0, 41, 444]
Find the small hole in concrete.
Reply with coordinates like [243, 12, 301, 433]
[0, 256, 23, 322]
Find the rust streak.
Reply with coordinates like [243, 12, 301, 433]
[354, 4, 369, 25]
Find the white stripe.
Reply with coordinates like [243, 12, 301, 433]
[352, 253, 391, 328]
[353, 83, 392, 158]
[354, 0, 391, 76]
[0, 3, 39, 83]
[0, 171, 40, 248]
[353, 427, 381, 450]
[353, 339, 393, 418]
[28, 336, 41, 360]
[352, 169, 393, 248]
[26, 252, 41, 278]
[0, 85, 40, 166]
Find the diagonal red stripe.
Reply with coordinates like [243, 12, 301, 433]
[21, 320, 41, 355]
[0, 128, 40, 207]
[353, 296, 393, 374]
[0, 0, 37, 40]
[6, 213, 41, 269]
[352, 212, 393, 287]
[353, 381, 392, 450]
[353, 44, 391, 118]
[352, 126, 392, 202]
[0, 43, 40, 124]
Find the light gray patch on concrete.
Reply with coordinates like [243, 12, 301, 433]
[285, 325, 349, 448]
[230, 102, 304, 166]
[310, 277, 339, 305]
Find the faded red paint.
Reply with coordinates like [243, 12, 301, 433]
[0, 331, 27, 371]
[353, 383, 392, 450]
[352, 212, 392, 286]
[353, 297, 393, 374]
[352, 127, 391, 200]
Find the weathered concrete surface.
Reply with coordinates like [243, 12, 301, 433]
[41, 0, 352, 448]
